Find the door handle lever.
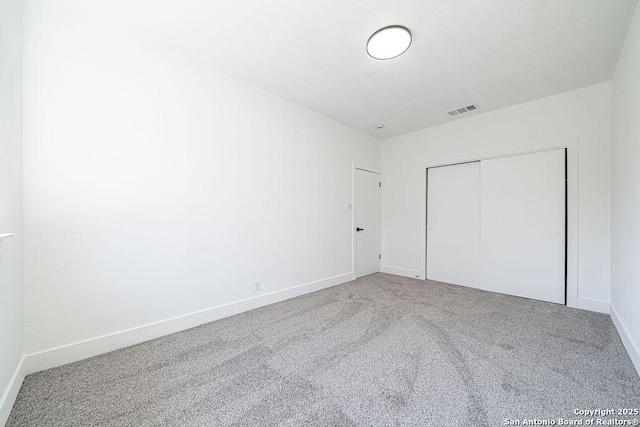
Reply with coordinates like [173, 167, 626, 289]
[356, 227, 364, 231]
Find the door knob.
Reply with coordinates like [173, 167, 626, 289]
[356, 227, 364, 231]
[555, 231, 561, 236]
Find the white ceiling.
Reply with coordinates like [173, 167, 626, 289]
[58, 0, 638, 139]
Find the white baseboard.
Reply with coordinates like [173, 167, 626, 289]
[577, 297, 610, 314]
[610, 303, 640, 376]
[25, 272, 355, 375]
[380, 265, 421, 279]
[0, 356, 26, 427]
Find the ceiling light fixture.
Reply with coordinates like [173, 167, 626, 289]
[366, 25, 412, 60]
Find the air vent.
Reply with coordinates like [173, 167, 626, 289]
[447, 104, 479, 116]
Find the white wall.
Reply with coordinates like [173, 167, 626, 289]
[0, 0, 24, 424]
[22, 0, 379, 366]
[381, 82, 612, 312]
[611, 2, 640, 373]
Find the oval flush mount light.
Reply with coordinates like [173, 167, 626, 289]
[367, 25, 412, 60]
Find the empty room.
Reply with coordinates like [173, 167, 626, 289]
[1, 0, 640, 425]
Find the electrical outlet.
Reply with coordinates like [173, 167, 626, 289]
[254, 281, 261, 291]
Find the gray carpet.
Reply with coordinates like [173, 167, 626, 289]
[8, 273, 640, 426]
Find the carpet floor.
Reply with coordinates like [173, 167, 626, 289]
[7, 273, 640, 426]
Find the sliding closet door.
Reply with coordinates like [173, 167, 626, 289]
[427, 162, 480, 288]
[480, 149, 565, 304]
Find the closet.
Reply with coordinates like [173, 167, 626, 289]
[426, 149, 566, 304]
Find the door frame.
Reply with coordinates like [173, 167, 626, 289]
[421, 138, 578, 308]
[353, 165, 382, 278]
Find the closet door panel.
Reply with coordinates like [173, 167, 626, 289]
[480, 150, 565, 304]
[427, 162, 480, 288]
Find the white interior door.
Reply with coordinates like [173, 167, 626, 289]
[480, 149, 566, 304]
[427, 162, 481, 287]
[356, 169, 380, 278]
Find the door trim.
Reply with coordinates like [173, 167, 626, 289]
[420, 138, 578, 308]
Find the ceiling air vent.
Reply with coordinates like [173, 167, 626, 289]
[447, 104, 479, 116]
